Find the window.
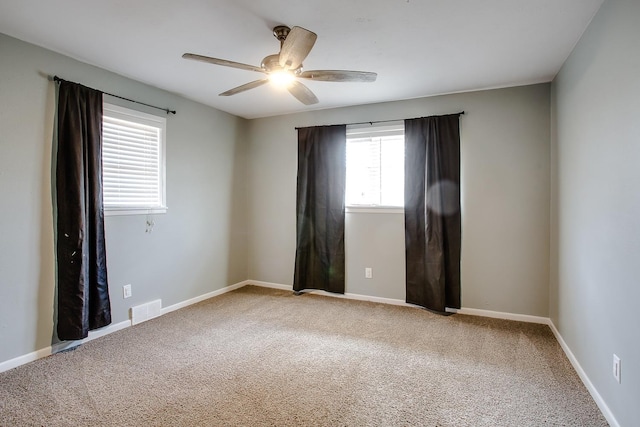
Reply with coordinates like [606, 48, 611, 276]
[346, 122, 404, 208]
[102, 104, 167, 215]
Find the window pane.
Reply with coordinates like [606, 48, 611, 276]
[346, 129, 404, 208]
[346, 138, 380, 205]
[380, 136, 404, 206]
[102, 104, 166, 213]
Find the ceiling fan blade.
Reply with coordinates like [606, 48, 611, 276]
[182, 53, 264, 74]
[287, 81, 319, 105]
[219, 79, 269, 96]
[299, 70, 377, 82]
[279, 26, 317, 70]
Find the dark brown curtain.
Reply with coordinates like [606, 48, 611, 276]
[55, 81, 111, 340]
[404, 114, 462, 312]
[293, 125, 346, 293]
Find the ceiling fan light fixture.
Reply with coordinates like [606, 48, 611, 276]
[268, 70, 295, 88]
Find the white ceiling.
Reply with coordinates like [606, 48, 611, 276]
[0, 0, 604, 119]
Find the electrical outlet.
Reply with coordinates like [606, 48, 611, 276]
[613, 354, 621, 383]
[123, 284, 132, 299]
[365, 268, 372, 279]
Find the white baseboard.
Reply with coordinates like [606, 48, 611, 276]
[0, 346, 56, 374]
[446, 307, 550, 325]
[247, 280, 549, 324]
[548, 321, 619, 427]
[246, 280, 291, 291]
[315, 289, 421, 308]
[0, 281, 249, 374]
[248, 280, 417, 307]
[160, 280, 249, 316]
[0, 319, 131, 374]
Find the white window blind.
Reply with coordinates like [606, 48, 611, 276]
[102, 104, 167, 215]
[346, 122, 404, 208]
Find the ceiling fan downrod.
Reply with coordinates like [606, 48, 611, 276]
[272, 25, 291, 47]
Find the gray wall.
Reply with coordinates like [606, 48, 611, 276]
[247, 84, 551, 316]
[0, 33, 248, 365]
[551, 0, 640, 424]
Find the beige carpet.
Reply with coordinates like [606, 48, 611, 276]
[0, 286, 607, 426]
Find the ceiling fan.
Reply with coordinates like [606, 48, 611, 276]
[182, 25, 377, 105]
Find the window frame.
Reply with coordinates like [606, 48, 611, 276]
[345, 121, 405, 213]
[102, 103, 167, 216]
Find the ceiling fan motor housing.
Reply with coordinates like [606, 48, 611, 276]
[261, 54, 301, 74]
[272, 25, 291, 44]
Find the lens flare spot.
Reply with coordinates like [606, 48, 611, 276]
[427, 180, 460, 215]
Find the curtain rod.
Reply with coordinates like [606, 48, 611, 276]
[50, 75, 177, 115]
[294, 111, 464, 130]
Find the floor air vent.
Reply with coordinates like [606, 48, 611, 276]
[131, 299, 162, 325]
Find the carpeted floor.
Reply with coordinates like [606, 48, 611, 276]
[0, 285, 608, 426]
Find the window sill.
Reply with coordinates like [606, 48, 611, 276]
[105, 207, 168, 216]
[346, 206, 404, 214]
